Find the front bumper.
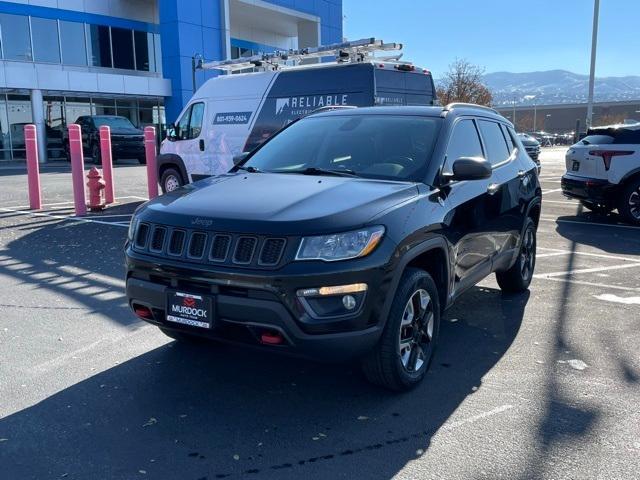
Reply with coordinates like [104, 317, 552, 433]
[112, 143, 145, 158]
[125, 245, 396, 361]
[561, 174, 619, 203]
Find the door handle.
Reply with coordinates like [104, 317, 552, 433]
[199, 139, 205, 151]
[487, 183, 500, 195]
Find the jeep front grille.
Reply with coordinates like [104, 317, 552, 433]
[131, 223, 288, 269]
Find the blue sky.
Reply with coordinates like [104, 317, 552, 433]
[343, 0, 640, 78]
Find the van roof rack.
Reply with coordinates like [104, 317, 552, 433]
[199, 38, 405, 73]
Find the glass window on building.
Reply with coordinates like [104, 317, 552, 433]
[111, 27, 135, 70]
[43, 97, 65, 159]
[31, 17, 60, 63]
[0, 97, 10, 160]
[93, 98, 116, 116]
[0, 13, 32, 61]
[65, 97, 91, 126]
[86, 24, 112, 67]
[60, 20, 87, 66]
[153, 33, 162, 74]
[116, 99, 138, 126]
[7, 95, 33, 159]
[134, 30, 154, 72]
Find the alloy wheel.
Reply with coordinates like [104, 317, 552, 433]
[520, 227, 536, 281]
[398, 289, 435, 373]
[165, 175, 181, 192]
[629, 188, 640, 220]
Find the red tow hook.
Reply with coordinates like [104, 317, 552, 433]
[261, 330, 284, 345]
[133, 304, 153, 320]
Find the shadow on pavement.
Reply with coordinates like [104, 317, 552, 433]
[1, 286, 529, 479]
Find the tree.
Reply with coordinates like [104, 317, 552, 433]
[436, 59, 493, 107]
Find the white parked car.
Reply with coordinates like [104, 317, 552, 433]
[561, 123, 640, 225]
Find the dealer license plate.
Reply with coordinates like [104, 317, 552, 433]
[166, 291, 213, 329]
[572, 161, 580, 171]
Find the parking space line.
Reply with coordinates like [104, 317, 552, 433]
[4, 196, 146, 210]
[537, 247, 640, 263]
[542, 200, 579, 206]
[535, 262, 640, 278]
[535, 277, 640, 292]
[542, 188, 562, 195]
[540, 216, 640, 230]
[0, 206, 128, 228]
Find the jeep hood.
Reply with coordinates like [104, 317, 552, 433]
[139, 173, 419, 235]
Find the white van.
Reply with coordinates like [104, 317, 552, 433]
[157, 40, 436, 193]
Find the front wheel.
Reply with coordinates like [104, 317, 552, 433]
[160, 167, 184, 193]
[618, 178, 640, 226]
[362, 268, 441, 391]
[496, 217, 536, 293]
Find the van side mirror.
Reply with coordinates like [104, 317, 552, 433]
[450, 157, 492, 181]
[166, 123, 178, 141]
[233, 152, 249, 165]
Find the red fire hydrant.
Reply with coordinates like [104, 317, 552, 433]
[87, 167, 106, 212]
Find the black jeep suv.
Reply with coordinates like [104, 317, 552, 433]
[125, 104, 541, 390]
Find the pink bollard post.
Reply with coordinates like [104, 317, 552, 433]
[99, 126, 115, 204]
[68, 124, 87, 216]
[24, 124, 42, 210]
[144, 126, 159, 200]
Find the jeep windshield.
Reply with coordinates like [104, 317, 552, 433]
[240, 114, 442, 181]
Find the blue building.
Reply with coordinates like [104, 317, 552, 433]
[0, 0, 342, 162]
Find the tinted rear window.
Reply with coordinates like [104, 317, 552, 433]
[478, 120, 511, 165]
[584, 128, 640, 144]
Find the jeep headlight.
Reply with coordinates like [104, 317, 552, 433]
[127, 216, 139, 243]
[295, 226, 385, 262]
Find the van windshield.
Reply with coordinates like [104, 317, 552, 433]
[242, 114, 442, 182]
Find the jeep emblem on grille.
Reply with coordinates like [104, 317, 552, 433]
[191, 218, 213, 227]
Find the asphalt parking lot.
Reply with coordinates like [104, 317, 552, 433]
[1, 148, 639, 479]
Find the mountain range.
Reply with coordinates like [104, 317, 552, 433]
[480, 70, 640, 106]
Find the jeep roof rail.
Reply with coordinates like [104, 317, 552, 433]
[444, 103, 499, 114]
[199, 38, 405, 73]
[306, 105, 358, 117]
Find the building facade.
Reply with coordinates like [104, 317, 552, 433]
[0, 0, 342, 162]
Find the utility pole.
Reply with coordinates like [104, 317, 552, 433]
[586, 0, 600, 131]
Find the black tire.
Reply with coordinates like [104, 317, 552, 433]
[160, 167, 184, 193]
[159, 327, 204, 343]
[496, 217, 536, 293]
[138, 156, 147, 165]
[617, 177, 640, 226]
[580, 200, 612, 215]
[91, 143, 101, 165]
[362, 268, 441, 391]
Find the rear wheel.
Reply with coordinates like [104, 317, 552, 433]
[160, 167, 184, 193]
[618, 177, 640, 226]
[496, 217, 536, 293]
[362, 268, 440, 391]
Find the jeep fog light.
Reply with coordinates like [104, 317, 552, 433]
[297, 284, 367, 318]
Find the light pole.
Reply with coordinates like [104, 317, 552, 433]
[586, 0, 600, 131]
[524, 95, 537, 133]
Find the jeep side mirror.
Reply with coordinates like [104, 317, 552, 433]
[450, 157, 492, 181]
[233, 152, 249, 165]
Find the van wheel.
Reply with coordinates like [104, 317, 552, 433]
[160, 167, 183, 193]
[618, 177, 640, 226]
[362, 268, 440, 391]
[496, 217, 536, 293]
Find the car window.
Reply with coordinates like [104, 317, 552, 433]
[501, 124, 515, 153]
[243, 114, 443, 182]
[175, 106, 192, 141]
[580, 135, 614, 145]
[478, 120, 511, 166]
[188, 103, 205, 138]
[445, 119, 484, 168]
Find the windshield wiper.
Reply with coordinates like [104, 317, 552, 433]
[235, 165, 262, 173]
[274, 167, 359, 177]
